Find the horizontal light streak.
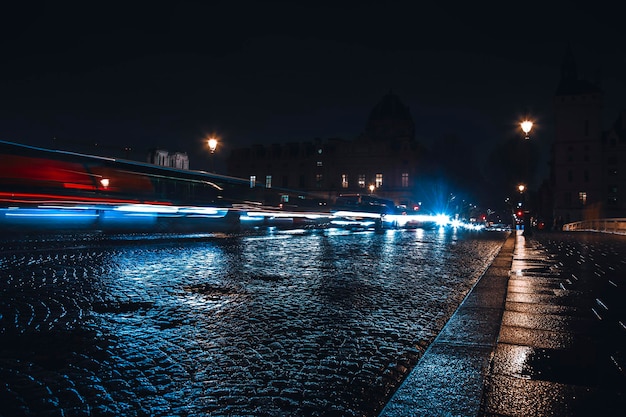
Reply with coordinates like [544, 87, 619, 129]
[332, 210, 383, 219]
[114, 204, 180, 213]
[0, 191, 168, 206]
[1, 203, 229, 220]
[5, 212, 99, 218]
[245, 210, 329, 220]
[2, 201, 485, 231]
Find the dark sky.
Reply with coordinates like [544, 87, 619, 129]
[1, 1, 625, 174]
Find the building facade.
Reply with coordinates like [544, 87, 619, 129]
[227, 92, 426, 208]
[147, 149, 189, 170]
[549, 47, 626, 223]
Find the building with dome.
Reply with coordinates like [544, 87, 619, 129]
[226, 91, 427, 209]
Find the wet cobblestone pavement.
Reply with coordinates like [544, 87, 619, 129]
[0, 228, 508, 417]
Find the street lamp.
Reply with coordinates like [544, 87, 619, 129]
[517, 182, 532, 236]
[521, 120, 533, 140]
[207, 137, 218, 173]
[519, 119, 534, 235]
[369, 184, 375, 194]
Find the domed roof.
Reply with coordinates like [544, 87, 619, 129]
[364, 91, 415, 141]
[367, 91, 413, 123]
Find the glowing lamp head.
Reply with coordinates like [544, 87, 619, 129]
[518, 184, 525, 193]
[208, 138, 218, 153]
[521, 120, 533, 138]
[369, 184, 375, 193]
[100, 178, 110, 188]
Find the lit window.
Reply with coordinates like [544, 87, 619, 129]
[375, 173, 383, 188]
[579, 191, 587, 205]
[265, 175, 272, 189]
[317, 161, 323, 167]
[358, 174, 366, 188]
[281, 195, 289, 203]
[401, 173, 409, 187]
[250, 175, 256, 188]
[341, 174, 348, 188]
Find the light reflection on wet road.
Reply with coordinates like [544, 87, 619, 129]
[0, 228, 507, 416]
[481, 231, 626, 417]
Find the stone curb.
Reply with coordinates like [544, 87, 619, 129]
[379, 232, 515, 416]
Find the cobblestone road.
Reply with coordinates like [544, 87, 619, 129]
[0, 228, 508, 416]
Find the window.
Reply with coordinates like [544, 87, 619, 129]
[375, 173, 383, 188]
[341, 174, 349, 188]
[317, 161, 323, 167]
[578, 191, 587, 205]
[608, 168, 618, 176]
[315, 174, 323, 188]
[249, 175, 256, 188]
[281, 195, 289, 203]
[265, 175, 272, 188]
[358, 174, 366, 188]
[401, 173, 409, 188]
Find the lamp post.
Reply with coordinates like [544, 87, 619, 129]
[516, 183, 527, 233]
[208, 137, 218, 173]
[520, 118, 533, 236]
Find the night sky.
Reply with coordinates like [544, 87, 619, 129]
[1, 1, 625, 178]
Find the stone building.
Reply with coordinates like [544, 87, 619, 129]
[147, 149, 189, 170]
[226, 92, 426, 208]
[547, 46, 626, 223]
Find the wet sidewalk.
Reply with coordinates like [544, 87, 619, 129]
[380, 230, 626, 417]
